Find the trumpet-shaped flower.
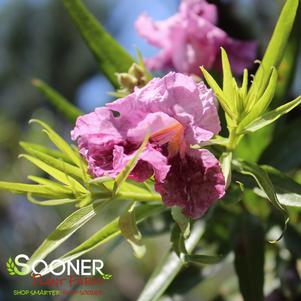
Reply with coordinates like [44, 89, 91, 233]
[72, 72, 225, 218]
[136, 0, 257, 75]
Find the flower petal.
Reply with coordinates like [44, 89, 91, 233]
[135, 13, 179, 49]
[130, 145, 170, 183]
[155, 149, 225, 219]
[71, 107, 123, 142]
[107, 72, 221, 145]
[180, 0, 218, 24]
[135, 0, 257, 75]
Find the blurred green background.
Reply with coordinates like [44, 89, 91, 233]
[0, 0, 300, 300]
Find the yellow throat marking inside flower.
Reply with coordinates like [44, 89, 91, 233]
[151, 121, 185, 158]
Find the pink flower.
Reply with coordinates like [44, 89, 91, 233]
[136, 0, 257, 75]
[72, 72, 225, 218]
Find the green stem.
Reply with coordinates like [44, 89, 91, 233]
[117, 191, 162, 202]
[227, 127, 238, 151]
[93, 191, 162, 202]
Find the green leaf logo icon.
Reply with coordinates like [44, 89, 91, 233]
[6, 257, 26, 276]
[6, 257, 16, 276]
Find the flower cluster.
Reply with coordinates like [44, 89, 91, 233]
[136, 0, 257, 75]
[72, 72, 225, 218]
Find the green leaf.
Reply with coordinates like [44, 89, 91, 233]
[171, 206, 190, 239]
[29, 119, 82, 167]
[27, 194, 77, 206]
[184, 254, 222, 265]
[191, 135, 229, 149]
[201, 66, 234, 120]
[25, 200, 107, 273]
[241, 95, 301, 133]
[242, 67, 278, 128]
[28, 176, 73, 195]
[136, 48, 152, 82]
[137, 221, 204, 301]
[114, 180, 162, 202]
[239, 69, 249, 101]
[200, 66, 223, 96]
[63, 0, 134, 88]
[220, 152, 232, 189]
[19, 142, 71, 163]
[258, 165, 301, 208]
[32, 79, 82, 123]
[119, 202, 146, 258]
[170, 223, 187, 258]
[37, 204, 164, 276]
[273, 9, 301, 106]
[0, 181, 69, 198]
[113, 132, 150, 196]
[233, 160, 289, 242]
[221, 48, 234, 103]
[20, 154, 87, 193]
[234, 214, 265, 301]
[89, 176, 114, 185]
[95, 179, 161, 203]
[248, 0, 299, 100]
[21, 145, 84, 180]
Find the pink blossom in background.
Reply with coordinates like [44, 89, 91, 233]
[72, 72, 225, 219]
[135, 0, 257, 75]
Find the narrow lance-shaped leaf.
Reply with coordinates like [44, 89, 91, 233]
[32, 79, 82, 123]
[113, 132, 150, 196]
[221, 48, 234, 103]
[28, 176, 73, 195]
[21, 144, 84, 180]
[63, 0, 134, 88]
[19, 154, 87, 194]
[248, 0, 299, 99]
[171, 206, 190, 239]
[232, 78, 243, 114]
[136, 48, 152, 81]
[220, 152, 232, 189]
[19, 141, 71, 163]
[27, 193, 77, 207]
[0, 181, 69, 198]
[242, 67, 278, 128]
[37, 204, 164, 276]
[242, 95, 301, 133]
[170, 223, 188, 258]
[119, 202, 146, 258]
[25, 200, 108, 273]
[200, 66, 235, 120]
[274, 7, 301, 105]
[191, 135, 229, 149]
[239, 69, 249, 100]
[233, 160, 289, 242]
[29, 119, 82, 167]
[257, 165, 301, 208]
